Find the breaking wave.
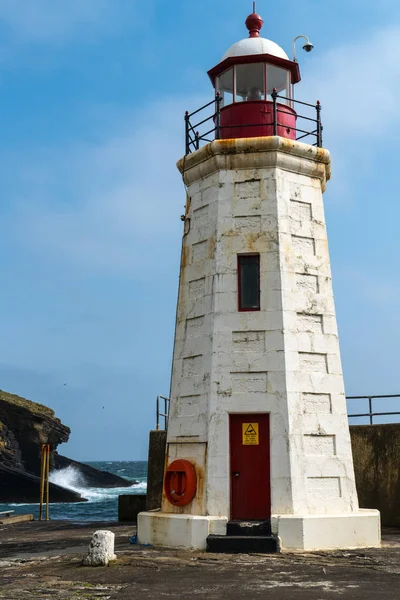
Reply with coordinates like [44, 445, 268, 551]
[49, 465, 147, 502]
[0, 460, 148, 520]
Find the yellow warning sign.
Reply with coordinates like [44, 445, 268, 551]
[242, 423, 259, 445]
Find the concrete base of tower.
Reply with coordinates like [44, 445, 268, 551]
[272, 510, 381, 551]
[137, 512, 228, 550]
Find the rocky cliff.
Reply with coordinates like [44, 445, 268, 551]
[0, 389, 133, 503]
[0, 390, 70, 475]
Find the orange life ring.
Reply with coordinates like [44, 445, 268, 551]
[164, 459, 197, 507]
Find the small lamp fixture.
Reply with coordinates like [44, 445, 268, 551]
[292, 35, 314, 62]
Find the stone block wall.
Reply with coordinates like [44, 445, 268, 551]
[118, 494, 146, 522]
[350, 424, 400, 527]
[146, 430, 167, 511]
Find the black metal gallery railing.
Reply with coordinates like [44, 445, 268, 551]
[347, 395, 400, 425]
[184, 89, 323, 155]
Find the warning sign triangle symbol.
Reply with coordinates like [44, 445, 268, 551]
[245, 424, 257, 435]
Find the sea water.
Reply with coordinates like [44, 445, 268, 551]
[0, 461, 147, 521]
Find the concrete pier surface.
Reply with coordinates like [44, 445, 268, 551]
[0, 521, 399, 599]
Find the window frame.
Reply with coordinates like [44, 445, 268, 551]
[237, 254, 261, 312]
[217, 62, 293, 106]
[234, 62, 266, 103]
[217, 67, 234, 107]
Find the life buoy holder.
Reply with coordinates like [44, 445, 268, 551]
[164, 459, 197, 507]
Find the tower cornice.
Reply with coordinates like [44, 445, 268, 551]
[177, 137, 331, 191]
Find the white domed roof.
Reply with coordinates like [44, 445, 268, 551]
[222, 37, 289, 61]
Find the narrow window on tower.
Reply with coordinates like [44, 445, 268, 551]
[238, 254, 260, 311]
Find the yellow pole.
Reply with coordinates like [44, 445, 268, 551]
[39, 444, 46, 521]
[45, 444, 50, 521]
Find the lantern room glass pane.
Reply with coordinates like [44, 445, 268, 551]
[266, 65, 290, 103]
[217, 68, 234, 107]
[235, 63, 265, 102]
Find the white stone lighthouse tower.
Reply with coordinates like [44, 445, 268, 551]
[138, 9, 380, 551]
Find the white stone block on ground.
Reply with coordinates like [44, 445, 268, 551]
[83, 530, 117, 566]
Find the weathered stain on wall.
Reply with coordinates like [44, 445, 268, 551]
[350, 424, 400, 527]
[161, 442, 207, 516]
[146, 430, 167, 511]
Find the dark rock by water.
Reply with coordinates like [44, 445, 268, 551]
[0, 464, 86, 503]
[53, 453, 135, 488]
[0, 388, 131, 504]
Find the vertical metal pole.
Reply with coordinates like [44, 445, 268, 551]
[215, 92, 221, 140]
[263, 63, 267, 102]
[45, 444, 50, 521]
[316, 100, 322, 147]
[272, 88, 278, 136]
[195, 131, 200, 150]
[164, 397, 168, 430]
[286, 71, 292, 108]
[156, 396, 160, 430]
[369, 397, 373, 425]
[185, 111, 190, 155]
[39, 444, 45, 521]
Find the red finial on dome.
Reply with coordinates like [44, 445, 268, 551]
[245, 3, 263, 38]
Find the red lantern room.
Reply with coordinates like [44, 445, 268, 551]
[184, 7, 321, 154]
[207, 9, 300, 140]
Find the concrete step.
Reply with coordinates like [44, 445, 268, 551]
[207, 534, 279, 554]
[227, 520, 272, 537]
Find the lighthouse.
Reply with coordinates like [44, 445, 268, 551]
[138, 9, 380, 551]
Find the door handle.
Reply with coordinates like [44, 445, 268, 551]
[232, 472, 240, 478]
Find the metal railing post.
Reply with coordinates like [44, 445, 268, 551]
[272, 88, 278, 136]
[156, 395, 170, 430]
[39, 444, 45, 520]
[164, 397, 169, 430]
[185, 94, 327, 159]
[215, 92, 222, 140]
[347, 394, 400, 424]
[185, 111, 190, 155]
[45, 444, 50, 521]
[316, 100, 322, 147]
[39, 443, 50, 521]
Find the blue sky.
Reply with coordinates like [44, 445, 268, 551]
[0, 0, 399, 461]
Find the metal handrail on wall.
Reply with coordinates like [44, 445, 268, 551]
[184, 89, 323, 155]
[156, 395, 170, 431]
[347, 394, 400, 425]
[156, 394, 400, 430]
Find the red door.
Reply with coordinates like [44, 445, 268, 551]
[229, 413, 271, 521]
